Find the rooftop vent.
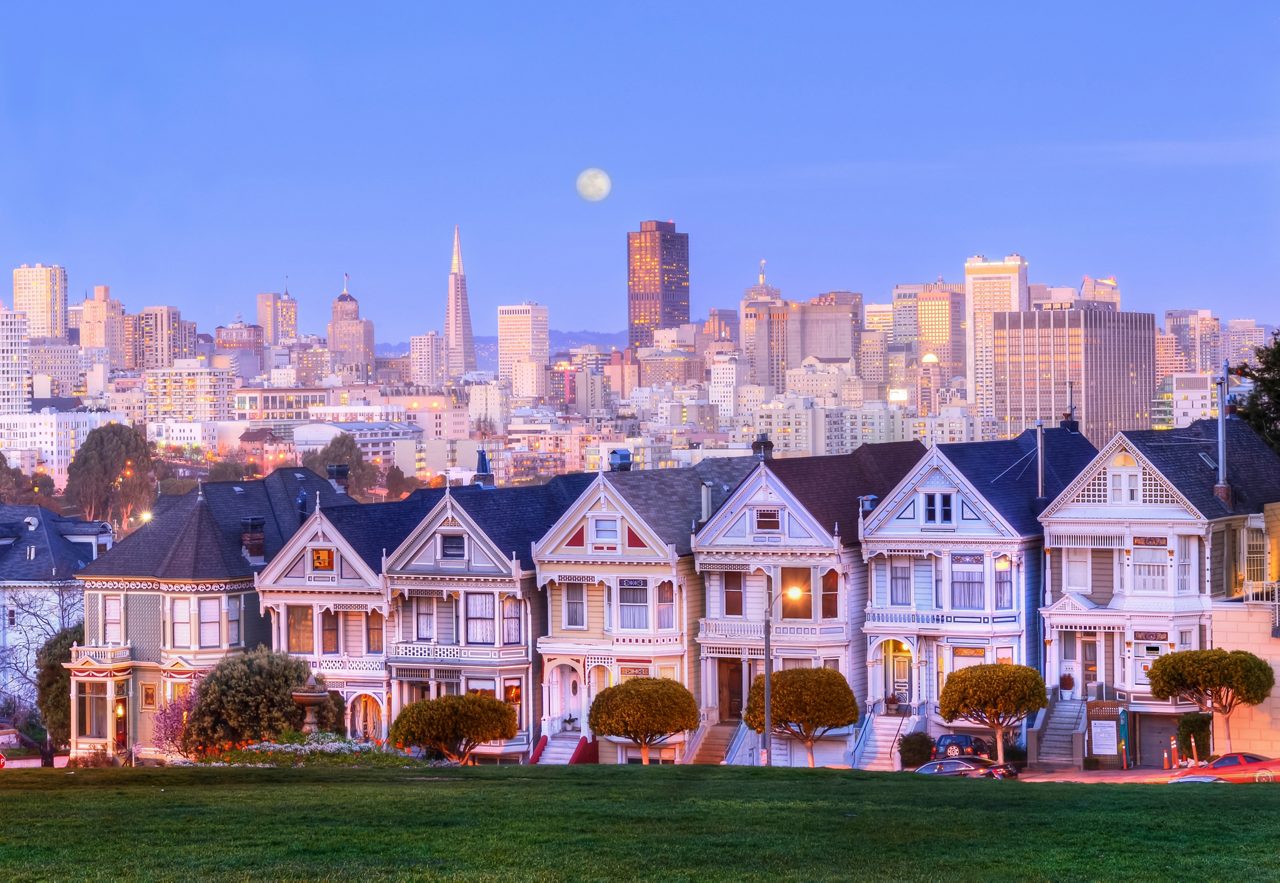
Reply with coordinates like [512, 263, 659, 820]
[241, 515, 266, 563]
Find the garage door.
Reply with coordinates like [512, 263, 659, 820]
[1136, 713, 1179, 767]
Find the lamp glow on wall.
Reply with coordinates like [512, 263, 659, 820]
[995, 557, 1012, 572]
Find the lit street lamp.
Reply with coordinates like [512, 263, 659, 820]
[762, 579, 805, 767]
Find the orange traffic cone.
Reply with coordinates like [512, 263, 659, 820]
[1162, 749, 1170, 770]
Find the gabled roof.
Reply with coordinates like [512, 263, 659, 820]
[81, 467, 357, 581]
[0, 505, 110, 582]
[938, 426, 1098, 535]
[1119, 420, 1280, 518]
[446, 474, 597, 570]
[603, 458, 757, 555]
[319, 491, 444, 571]
[763, 441, 927, 536]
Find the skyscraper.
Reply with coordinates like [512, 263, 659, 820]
[914, 283, 966, 384]
[1224, 318, 1268, 368]
[0, 308, 31, 415]
[328, 277, 375, 380]
[1080, 276, 1121, 307]
[138, 306, 195, 370]
[992, 302, 1155, 445]
[964, 253, 1029, 416]
[257, 291, 298, 345]
[1164, 309, 1220, 374]
[497, 302, 550, 383]
[12, 263, 68, 339]
[410, 332, 445, 389]
[627, 220, 689, 349]
[444, 226, 476, 377]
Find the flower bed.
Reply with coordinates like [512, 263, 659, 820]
[188, 732, 452, 768]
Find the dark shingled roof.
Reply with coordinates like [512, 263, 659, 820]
[938, 425, 1098, 535]
[81, 467, 357, 581]
[605, 458, 757, 555]
[0, 505, 111, 582]
[320, 491, 444, 571]
[764, 441, 927, 537]
[1120, 419, 1280, 518]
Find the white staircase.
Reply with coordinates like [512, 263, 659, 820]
[691, 722, 738, 765]
[1038, 700, 1084, 767]
[536, 733, 580, 765]
[859, 715, 908, 771]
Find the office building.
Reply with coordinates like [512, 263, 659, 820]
[0, 409, 123, 490]
[12, 263, 68, 340]
[1164, 309, 1220, 374]
[1224, 319, 1268, 368]
[1155, 330, 1187, 384]
[497, 302, 550, 383]
[410, 332, 445, 389]
[81, 285, 128, 369]
[0, 309, 31, 415]
[627, 220, 690, 349]
[992, 303, 1155, 445]
[138, 306, 196, 369]
[143, 360, 234, 422]
[1080, 275, 1121, 307]
[444, 226, 476, 377]
[328, 278, 376, 380]
[1151, 373, 1218, 430]
[257, 291, 298, 345]
[965, 254, 1029, 417]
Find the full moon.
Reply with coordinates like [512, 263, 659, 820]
[576, 167, 612, 202]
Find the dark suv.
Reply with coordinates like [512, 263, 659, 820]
[932, 734, 991, 759]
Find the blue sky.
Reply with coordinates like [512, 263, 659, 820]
[1, 3, 1277, 337]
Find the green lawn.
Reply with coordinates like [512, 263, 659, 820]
[0, 765, 1276, 881]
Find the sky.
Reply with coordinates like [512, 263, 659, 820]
[1, 2, 1277, 338]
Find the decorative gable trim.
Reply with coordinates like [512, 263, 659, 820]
[862, 449, 1016, 540]
[692, 463, 832, 552]
[1040, 434, 1202, 520]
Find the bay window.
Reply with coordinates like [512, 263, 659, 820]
[656, 582, 675, 630]
[723, 572, 743, 617]
[198, 597, 221, 648]
[466, 593, 496, 644]
[619, 580, 648, 629]
[821, 570, 839, 619]
[367, 611, 384, 654]
[780, 568, 812, 619]
[502, 596, 522, 644]
[564, 585, 585, 628]
[287, 606, 314, 654]
[950, 567, 984, 610]
[1132, 547, 1167, 592]
[77, 682, 107, 739]
[172, 598, 191, 647]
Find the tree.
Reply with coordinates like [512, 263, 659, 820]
[938, 664, 1046, 764]
[1236, 330, 1280, 451]
[207, 460, 246, 482]
[1148, 649, 1275, 753]
[0, 453, 59, 511]
[744, 667, 859, 767]
[152, 689, 199, 758]
[389, 694, 517, 765]
[181, 647, 340, 754]
[588, 677, 699, 765]
[35, 623, 84, 758]
[64, 424, 156, 528]
[385, 465, 420, 500]
[302, 433, 377, 500]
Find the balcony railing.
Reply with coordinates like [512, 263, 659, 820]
[698, 619, 849, 642]
[306, 656, 388, 675]
[390, 642, 529, 662]
[1241, 582, 1280, 631]
[865, 610, 950, 625]
[612, 633, 684, 646]
[71, 643, 132, 664]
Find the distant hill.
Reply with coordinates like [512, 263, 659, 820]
[377, 329, 628, 372]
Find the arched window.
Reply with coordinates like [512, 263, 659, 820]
[1109, 452, 1140, 503]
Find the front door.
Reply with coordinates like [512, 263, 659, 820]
[718, 660, 743, 721]
[561, 668, 582, 730]
[1082, 640, 1098, 693]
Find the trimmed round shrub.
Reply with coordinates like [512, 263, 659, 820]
[898, 731, 934, 768]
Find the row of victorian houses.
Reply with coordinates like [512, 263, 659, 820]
[64, 416, 1280, 767]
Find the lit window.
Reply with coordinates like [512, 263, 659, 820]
[310, 548, 335, 572]
[367, 610, 384, 654]
[821, 570, 839, 619]
[321, 610, 339, 654]
[781, 568, 812, 619]
[287, 606, 314, 654]
[995, 559, 1014, 609]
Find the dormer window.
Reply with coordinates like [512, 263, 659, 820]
[754, 508, 781, 532]
[1108, 453, 1140, 503]
[593, 518, 619, 543]
[310, 548, 335, 572]
[440, 534, 466, 560]
[923, 493, 953, 525]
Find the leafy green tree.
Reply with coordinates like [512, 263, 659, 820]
[302, 433, 377, 500]
[0, 452, 58, 510]
[898, 731, 935, 769]
[1236, 330, 1280, 451]
[939, 664, 1046, 764]
[181, 647, 340, 755]
[587, 677, 699, 765]
[1148, 649, 1274, 753]
[207, 460, 247, 482]
[390, 694, 517, 765]
[35, 623, 84, 756]
[744, 667, 859, 767]
[64, 424, 156, 527]
[385, 465, 421, 500]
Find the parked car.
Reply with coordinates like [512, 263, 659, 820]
[932, 734, 991, 760]
[915, 757, 1019, 779]
[1169, 753, 1280, 783]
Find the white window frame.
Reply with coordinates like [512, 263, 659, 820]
[564, 584, 586, 629]
[198, 597, 221, 649]
[889, 561, 911, 606]
[104, 595, 122, 644]
[753, 508, 781, 533]
[1132, 547, 1168, 594]
[1064, 549, 1091, 594]
[592, 517, 619, 543]
[171, 598, 191, 648]
[619, 582, 649, 630]
[439, 534, 467, 561]
[227, 595, 241, 646]
[656, 582, 675, 631]
[415, 597, 434, 641]
[923, 492, 954, 526]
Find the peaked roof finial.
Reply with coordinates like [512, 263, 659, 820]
[758, 259, 767, 286]
[315, 490, 322, 512]
[451, 225, 464, 276]
[196, 480, 204, 500]
[284, 273, 289, 296]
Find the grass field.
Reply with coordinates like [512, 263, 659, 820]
[1, 764, 1277, 881]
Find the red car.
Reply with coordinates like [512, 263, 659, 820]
[1170, 753, 1280, 783]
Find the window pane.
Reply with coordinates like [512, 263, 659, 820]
[754, 509, 780, 531]
[780, 568, 811, 619]
[367, 611, 384, 654]
[822, 570, 839, 619]
[287, 606, 314, 654]
[441, 535, 466, 559]
[199, 598, 220, 648]
[416, 599, 433, 640]
[104, 596, 122, 644]
[172, 598, 191, 647]
[321, 610, 339, 654]
[890, 565, 911, 605]
[995, 567, 1013, 609]
[657, 582, 674, 630]
[594, 518, 618, 541]
[620, 584, 648, 629]
[466, 594, 496, 644]
[723, 572, 743, 617]
[227, 596, 241, 645]
[503, 597, 522, 644]
[951, 571, 984, 610]
[565, 585, 584, 628]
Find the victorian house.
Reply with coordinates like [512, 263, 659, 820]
[1039, 418, 1280, 765]
[257, 476, 593, 761]
[531, 459, 755, 764]
[858, 422, 1096, 767]
[69, 468, 353, 762]
[692, 441, 925, 767]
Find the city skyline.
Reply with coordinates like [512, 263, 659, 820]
[2, 6, 1277, 337]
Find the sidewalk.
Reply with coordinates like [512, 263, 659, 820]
[3, 755, 69, 769]
[1021, 766, 1170, 784]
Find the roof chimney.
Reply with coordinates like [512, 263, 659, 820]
[1035, 420, 1046, 501]
[700, 481, 713, 523]
[241, 516, 266, 563]
[1214, 359, 1232, 507]
[327, 464, 350, 494]
[752, 432, 774, 461]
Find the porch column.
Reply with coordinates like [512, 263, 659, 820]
[1074, 631, 1083, 697]
[741, 655, 750, 706]
[1098, 631, 1108, 697]
[68, 676, 79, 754]
[105, 678, 117, 759]
[1045, 629, 1059, 694]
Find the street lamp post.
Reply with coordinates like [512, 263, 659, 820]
[762, 575, 805, 767]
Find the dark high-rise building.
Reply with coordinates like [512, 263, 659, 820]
[627, 220, 689, 349]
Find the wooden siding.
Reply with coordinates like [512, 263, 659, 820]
[1090, 550, 1115, 606]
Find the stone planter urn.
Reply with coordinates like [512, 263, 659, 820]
[291, 675, 329, 735]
